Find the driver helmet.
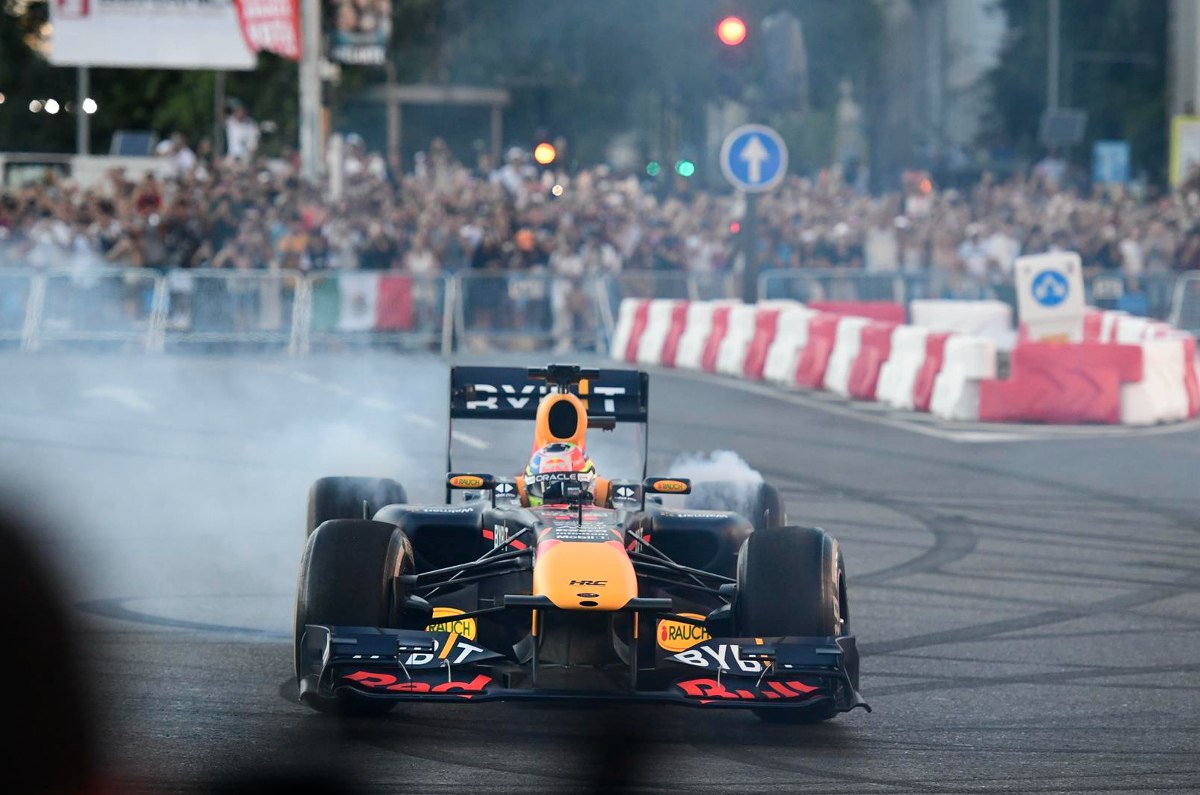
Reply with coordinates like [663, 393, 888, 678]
[525, 442, 596, 506]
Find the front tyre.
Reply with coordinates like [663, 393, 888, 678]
[734, 525, 846, 723]
[294, 519, 412, 716]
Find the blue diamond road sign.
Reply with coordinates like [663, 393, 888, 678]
[1031, 269, 1070, 307]
[720, 124, 788, 193]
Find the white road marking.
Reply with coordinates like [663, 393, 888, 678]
[82, 386, 155, 414]
[403, 412, 437, 428]
[451, 430, 491, 450]
[290, 372, 321, 385]
[664, 369, 1200, 443]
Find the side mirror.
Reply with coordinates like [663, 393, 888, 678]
[447, 473, 496, 491]
[642, 477, 691, 495]
[608, 480, 642, 506]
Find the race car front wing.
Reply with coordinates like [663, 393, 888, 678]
[298, 623, 870, 714]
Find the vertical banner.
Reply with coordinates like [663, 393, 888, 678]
[1171, 116, 1200, 188]
[234, 0, 302, 61]
[1092, 140, 1130, 185]
[331, 0, 392, 65]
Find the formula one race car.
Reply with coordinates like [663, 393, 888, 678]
[294, 364, 868, 722]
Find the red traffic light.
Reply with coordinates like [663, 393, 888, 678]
[716, 16, 747, 47]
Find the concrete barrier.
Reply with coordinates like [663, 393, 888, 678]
[763, 305, 816, 385]
[794, 313, 841, 388]
[847, 321, 900, 400]
[823, 316, 871, 396]
[876, 325, 930, 409]
[610, 298, 649, 363]
[930, 335, 997, 421]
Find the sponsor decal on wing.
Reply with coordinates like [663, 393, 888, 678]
[428, 607, 478, 640]
[345, 671, 493, 697]
[674, 677, 820, 702]
[449, 475, 485, 489]
[670, 641, 773, 673]
[656, 613, 711, 653]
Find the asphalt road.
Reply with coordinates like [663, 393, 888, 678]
[1, 352, 1198, 794]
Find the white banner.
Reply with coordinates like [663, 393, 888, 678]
[50, 0, 257, 70]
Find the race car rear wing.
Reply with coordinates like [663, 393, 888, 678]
[447, 365, 650, 487]
[449, 365, 649, 422]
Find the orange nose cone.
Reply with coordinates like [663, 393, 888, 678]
[534, 540, 637, 610]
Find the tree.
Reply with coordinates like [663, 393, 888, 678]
[983, 0, 1167, 182]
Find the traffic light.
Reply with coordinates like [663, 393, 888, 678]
[533, 141, 557, 165]
[714, 15, 751, 99]
[674, 159, 696, 178]
[716, 16, 747, 47]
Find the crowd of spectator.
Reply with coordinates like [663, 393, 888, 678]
[4, 125, 1200, 331]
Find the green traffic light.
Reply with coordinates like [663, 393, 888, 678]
[675, 159, 696, 177]
[646, 161, 662, 177]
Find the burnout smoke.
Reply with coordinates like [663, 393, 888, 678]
[665, 449, 765, 511]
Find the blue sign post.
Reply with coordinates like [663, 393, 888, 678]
[720, 124, 789, 193]
[719, 125, 788, 301]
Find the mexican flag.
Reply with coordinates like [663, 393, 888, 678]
[311, 272, 414, 332]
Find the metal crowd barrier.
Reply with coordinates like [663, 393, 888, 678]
[1, 265, 1195, 353]
[16, 266, 166, 351]
[757, 268, 912, 303]
[161, 269, 305, 352]
[301, 270, 453, 355]
[455, 270, 606, 352]
[757, 267, 1184, 322]
[1169, 272, 1200, 335]
[0, 268, 35, 347]
[1087, 271, 1179, 321]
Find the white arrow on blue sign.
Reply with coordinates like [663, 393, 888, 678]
[719, 124, 788, 192]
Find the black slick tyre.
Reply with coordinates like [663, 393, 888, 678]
[306, 476, 408, 536]
[734, 525, 845, 723]
[294, 519, 412, 716]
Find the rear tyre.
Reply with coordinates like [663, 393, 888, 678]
[294, 519, 412, 716]
[306, 477, 408, 537]
[734, 525, 845, 724]
[687, 480, 785, 530]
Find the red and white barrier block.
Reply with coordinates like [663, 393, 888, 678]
[822, 317, 871, 396]
[876, 326, 930, 410]
[612, 296, 1198, 427]
[715, 304, 767, 377]
[636, 299, 688, 366]
[673, 300, 739, 371]
[763, 305, 818, 385]
[930, 335, 997, 421]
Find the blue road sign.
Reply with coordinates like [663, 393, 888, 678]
[720, 124, 788, 192]
[1031, 269, 1070, 307]
[1092, 140, 1130, 185]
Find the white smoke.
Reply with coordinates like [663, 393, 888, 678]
[667, 449, 764, 484]
[663, 449, 764, 512]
